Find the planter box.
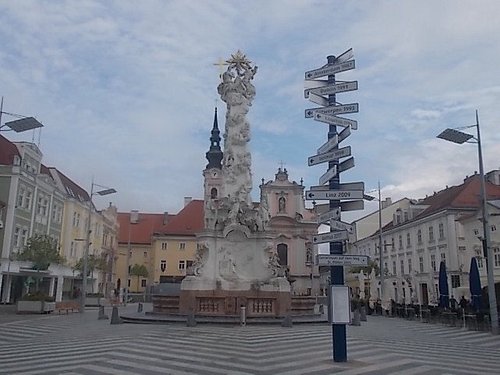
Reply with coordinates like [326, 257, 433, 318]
[17, 300, 43, 314]
[43, 302, 56, 313]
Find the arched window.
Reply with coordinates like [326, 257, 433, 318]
[210, 187, 218, 199]
[277, 243, 288, 266]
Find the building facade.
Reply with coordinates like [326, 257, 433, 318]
[349, 171, 500, 308]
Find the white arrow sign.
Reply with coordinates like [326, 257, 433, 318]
[330, 220, 353, 233]
[336, 48, 354, 64]
[338, 126, 351, 143]
[306, 189, 364, 201]
[308, 146, 351, 166]
[312, 231, 349, 244]
[304, 79, 329, 89]
[339, 157, 355, 173]
[317, 254, 369, 267]
[338, 182, 364, 191]
[319, 166, 338, 185]
[305, 103, 359, 118]
[317, 208, 341, 224]
[313, 112, 358, 130]
[317, 135, 338, 154]
[307, 92, 329, 106]
[305, 60, 355, 80]
[306, 81, 358, 97]
[340, 200, 364, 211]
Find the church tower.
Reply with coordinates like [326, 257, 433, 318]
[203, 107, 224, 221]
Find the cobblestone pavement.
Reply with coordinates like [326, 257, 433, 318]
[0, 307, 499, 374]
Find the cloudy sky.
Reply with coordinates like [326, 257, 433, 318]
[1, 0, 500, 220]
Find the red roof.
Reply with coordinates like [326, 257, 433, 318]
[47, 167, 90, 203]
[0, 134, 20, 165]
[161, 199, 204, 236]
[417, 173, 500, 218]
[117, 199, 205, 244]
[117, 212, 174, 245]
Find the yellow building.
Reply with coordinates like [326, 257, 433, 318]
[116, 199, 203, 294]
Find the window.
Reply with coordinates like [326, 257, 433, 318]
[438, 223, 445, 239]
[492, 225, 497, 232]
[161, 242, 168, 250]
[391, 237, 395, 249]
[451, 275, 461, 288]
[17, 187, 25, 208]
[384, 262, 388, 275]
[440, 253, 446, 266]
[400, 259, 405, 275]
[477, 257, 484, 268]
[70, 241, 76, 257]
[277, 243, 288, 266]
[419, 256, 424, 273]
[417, 229, 422, 244]
[13, 226, 21, 247]
[494, 248, 500, 268]
[210, 187, 218, 199]
[398, 235, 403, 249]
[21, 228, 28, 246]
[144, 251, 147, 258]
[431, 254, 436, 272]
[24, 190, 32, 209]
[37, 195, 49, 216]
[73, 212, 80, 227]
[392, 261, 397, 275]
[178, 260, 186, 270]
[428, 226, 434, 242]
[141, 279, 147, 287]
[187, 260, 193, 270]
[406, 233, 411, 247]
[408, 258, 412, 274]
[179, 242, 186, 250]
[160, 260, 167, 272]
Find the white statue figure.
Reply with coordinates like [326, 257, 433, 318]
[217, 51, 257, 214]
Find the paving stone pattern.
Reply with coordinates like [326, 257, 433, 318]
[0, 312, 499, 374]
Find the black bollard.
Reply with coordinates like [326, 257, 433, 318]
[110, 306, 123, 325]
[281, 314, 293, 327]
[98, 305, 109, 320]
[186, 312, 196, 327]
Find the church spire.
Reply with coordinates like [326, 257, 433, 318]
[205, 107, 223, 169]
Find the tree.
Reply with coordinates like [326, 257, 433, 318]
[16, 234, 64, 271]
[73, 253, 109, 293]
[129, 264, 149, 292]
[16, 234, 65, 293]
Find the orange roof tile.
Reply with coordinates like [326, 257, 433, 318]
[117, 212, 174, 245]
[0, 134, 20, 165]
[162, 199, 205, 236]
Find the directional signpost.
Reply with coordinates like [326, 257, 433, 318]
[304, 48, 364, 363]
[317, 254, 369, 267]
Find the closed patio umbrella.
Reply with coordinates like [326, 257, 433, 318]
[438, 261, 449, 309]
[469, 257, 482, 312]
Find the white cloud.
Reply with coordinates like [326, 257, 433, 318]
[2, 0, 500, 217]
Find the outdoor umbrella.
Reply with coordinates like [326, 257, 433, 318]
[469, 257, 482, 312]
[438, 261, 450, 309]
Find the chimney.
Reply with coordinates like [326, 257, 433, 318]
[184, 196, 192, 207]
[163, 212, 169, 225]
[130, 210, 139, 224]
[381, 197, 392, 209]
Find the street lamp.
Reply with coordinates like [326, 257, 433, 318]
[437, 110, 498, 335]
[81, 181, 116, 313]
[124, 210, 139, 306]
[0, 97, 44, 133]
[364, 182, 385, 311]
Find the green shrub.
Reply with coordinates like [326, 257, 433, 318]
[21, 292, 55, 302]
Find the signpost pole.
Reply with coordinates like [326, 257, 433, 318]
[327, 54, 347, 363]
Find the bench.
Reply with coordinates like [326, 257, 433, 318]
[55, 301, 80, 314]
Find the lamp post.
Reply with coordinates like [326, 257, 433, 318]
[0, 97, 44, 133]
[124, 210, 139, 306]
[437, 110, 498, 335]
[81, 181, 116, 313]
[365, 182, 385, 313]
